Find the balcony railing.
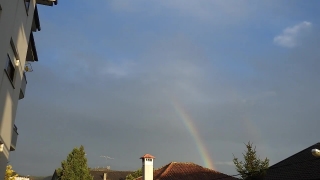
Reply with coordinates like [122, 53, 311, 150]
[10, 125, 18, 151]
[19, 72, 27, 100]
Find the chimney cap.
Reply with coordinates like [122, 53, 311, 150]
[140, 154, 155, 159]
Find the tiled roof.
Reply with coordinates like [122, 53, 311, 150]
[134, 162, 239, 180]
[264, 142, 320, 180]
[140, 154, 156, 159]
[90, 170, 133, 180]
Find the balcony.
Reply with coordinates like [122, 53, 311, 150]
[19, 73, 27, 100]
[10, 125, 18, 151]
[36, 0, 58, 6]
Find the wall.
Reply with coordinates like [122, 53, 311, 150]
[142, 159, 153, 180]
[15, 177, 30, 180]
[0, 0, 36, 178]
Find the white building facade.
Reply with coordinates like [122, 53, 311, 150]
[14, 176, 30, 180]
[0, 0, 57, 178]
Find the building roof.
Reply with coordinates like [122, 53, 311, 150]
[26, 33, 38, 62]
[134, 162, 239, 180]
[90, 170, 133, 180]
[36, 0, 58, 6]
[264, 142, 320, 180]
[140, 154, 156, 159]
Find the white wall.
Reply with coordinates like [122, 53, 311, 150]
[15, 177, 30, 180]
[0, 0, 36, 178]
[142, 159, 153, 180]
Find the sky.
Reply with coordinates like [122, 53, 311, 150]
[9, 0, 320, 177]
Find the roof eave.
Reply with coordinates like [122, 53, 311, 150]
[28, 33, 39, 62]
[36, 0, 58, 6]
[33, 5, 41, 31]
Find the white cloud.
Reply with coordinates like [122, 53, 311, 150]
[274, 21, 312, 48]
[100, 60, 135, 78]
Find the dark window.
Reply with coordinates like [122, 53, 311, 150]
[5, 54, 15, 82]
[0, 4, 2, 20]
[24, 0, 30, 14]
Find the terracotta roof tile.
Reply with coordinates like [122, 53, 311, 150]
[134, 162, 239, 180]
[140, 154, 156, 159]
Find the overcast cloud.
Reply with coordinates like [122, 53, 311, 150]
[9, 0, 320, 177]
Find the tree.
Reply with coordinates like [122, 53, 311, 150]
[56, 145, 93, 180]
[125, 168, 142, 180]
[5, 165, 18, 180]
[233, 141, 269, 180]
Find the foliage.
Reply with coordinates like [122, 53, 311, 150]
[233, 141, 269, 180]
[125, 168, 142, 180]
[56, 145, 93, 180]
[5, 165, 18, 180]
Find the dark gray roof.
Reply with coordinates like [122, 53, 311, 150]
[264, 142, 320, 180]
[36, 0, 58, 6]
[90, 170, 133, 180]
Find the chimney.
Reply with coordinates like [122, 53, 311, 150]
[103, 172, 107, 180]
[140, 154, 155, 180]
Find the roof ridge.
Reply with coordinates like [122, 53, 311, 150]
[270, 142, 320, 167]
[154, 162, 171, 171]
[173, 162, 196, 164]
[186, 162, 221, 173]
[158, 162, 174, 179]
[90, 170, 133, 172]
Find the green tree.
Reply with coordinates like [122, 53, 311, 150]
[56, 145, 93, 180]
[125, 168, 142, 180]
[5, 165, 18, 180]
[233, 141, 269, 180]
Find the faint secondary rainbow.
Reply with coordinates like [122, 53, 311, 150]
[171, 98, 216, 170]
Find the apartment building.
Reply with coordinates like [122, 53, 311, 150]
[14, 176, 30, 180]
[0, 0, 57, 178]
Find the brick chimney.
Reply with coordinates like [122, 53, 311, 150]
[140, 154, 155, 180]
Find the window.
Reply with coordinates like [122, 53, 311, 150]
[24, 0, 30, 14]
[5, 54, 15, 83]
[0, 4, 2, 20]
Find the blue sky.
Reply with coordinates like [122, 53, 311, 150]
[9, 0, 320, 177]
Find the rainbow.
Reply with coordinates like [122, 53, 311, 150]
[171, 98, 216, 170]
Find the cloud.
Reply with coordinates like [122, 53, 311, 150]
[10, 1, 320, 177]
[100, 60, 136, 78]
[274, 21, 312, 48]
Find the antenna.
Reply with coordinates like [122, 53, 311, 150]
[100, 155, 114, 168]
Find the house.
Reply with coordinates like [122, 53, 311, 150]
[51, 169, 132, 180]
[50, 153, 238, 180]
[0, 0, 57, 178]
[90, 170, 133, 180]
[14, 176, 30, 180]
[263, 142, 320, 180]
[135, 154, 239, 180]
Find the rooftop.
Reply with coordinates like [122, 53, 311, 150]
[135, 162, 239, 180]
[264, 142, 320, 180]
[36, 0, 58, 6]
[140, 154, 156, 159]
[90, 170, 133, 180]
